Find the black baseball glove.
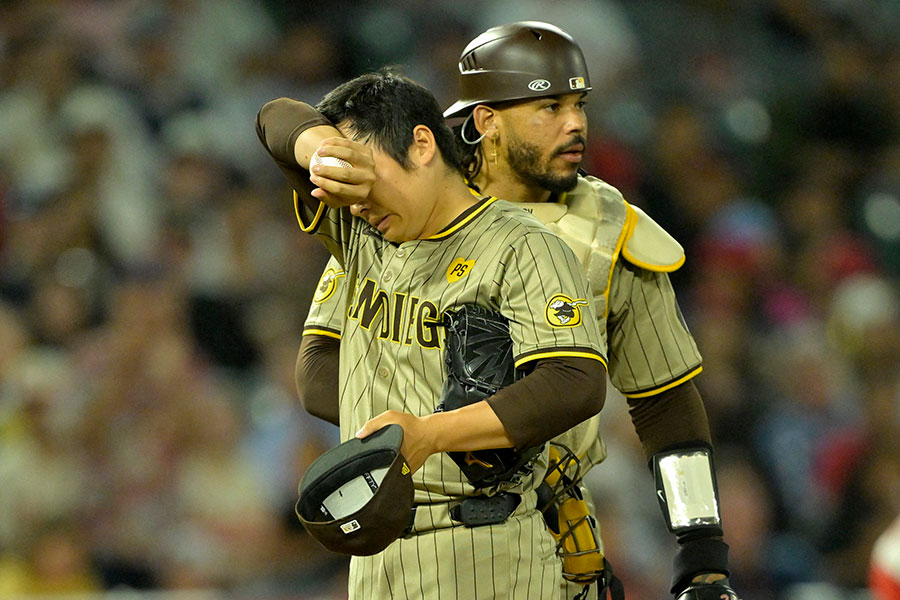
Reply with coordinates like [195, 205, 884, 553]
[438, 304, 542, 488]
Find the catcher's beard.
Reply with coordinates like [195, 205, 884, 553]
[505, 129, 582, 195]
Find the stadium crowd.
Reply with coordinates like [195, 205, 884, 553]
[0, 1, 898, 598]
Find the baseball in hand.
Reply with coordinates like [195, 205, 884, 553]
[310, 149, 352, 171]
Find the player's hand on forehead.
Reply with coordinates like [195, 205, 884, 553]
[309, 137, 376, 207]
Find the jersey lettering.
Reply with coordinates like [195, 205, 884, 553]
[348, 278, 390, 338]
[347, 279, 442, 350]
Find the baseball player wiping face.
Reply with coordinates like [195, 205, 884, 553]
[258, 67, 612, 599]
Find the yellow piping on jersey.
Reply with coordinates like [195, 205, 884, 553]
[302, 328, 341, 340]
[515, 351, 607, 370]
[425, 196, 499, 240]
[623, 365, 703, 398]
[294, 189, 326, 232]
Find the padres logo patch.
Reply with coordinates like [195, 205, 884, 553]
[313, 267, 345, 304]
[545, 294, 589, 327]
[446, 257, 475, 283]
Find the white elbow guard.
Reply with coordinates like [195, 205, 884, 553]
[653, 446, 722, 535]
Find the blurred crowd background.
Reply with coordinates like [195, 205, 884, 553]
[1, 1, 899, 599]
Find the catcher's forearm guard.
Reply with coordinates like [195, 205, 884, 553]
[438, 304, 542, 488]
[653, 445, 734, 596]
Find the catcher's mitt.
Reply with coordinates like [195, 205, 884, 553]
[438, 304, 542, 488]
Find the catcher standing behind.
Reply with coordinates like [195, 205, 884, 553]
[300, 22, 741, 600]
[257, 68, 609, 599]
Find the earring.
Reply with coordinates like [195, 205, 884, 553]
[490, 138, 498, 165]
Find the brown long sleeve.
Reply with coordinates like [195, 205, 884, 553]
[626, 379, 712, 462]
[255, 98, 332, 199]
[488, 357, 607, 450]
[296, 333, 340, 425]
[297, 334, 607, 446]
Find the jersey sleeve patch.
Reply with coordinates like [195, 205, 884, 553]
[621, 204, 685, 272]
[313, 267, 346, 304]
[545, 294, 590, 328]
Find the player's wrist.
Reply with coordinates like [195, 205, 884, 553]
[429, 400, 514, 454]
[295, 125, 343, 170]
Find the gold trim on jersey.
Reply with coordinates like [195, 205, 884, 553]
[623, 365, 703, 398]
[425, 196, 498, 240]
[302, 327, 341, 339]
[293, 189, 326, 232]
[515, 350, 608, 370]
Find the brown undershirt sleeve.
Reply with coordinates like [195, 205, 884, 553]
[626, 379, 712, 463]
[255, 98, 333, 200]
[487, 357, 607, 450]
[296, 333, 341, 426]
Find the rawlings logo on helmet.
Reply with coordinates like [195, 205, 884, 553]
[528, 79, 551, 91]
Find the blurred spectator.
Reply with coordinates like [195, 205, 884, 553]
[870, 515, 900, 600]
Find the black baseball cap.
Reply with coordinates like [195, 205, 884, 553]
[295, 424, 414, 556]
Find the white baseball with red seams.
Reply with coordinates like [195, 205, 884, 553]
[310, 149, 352, 170]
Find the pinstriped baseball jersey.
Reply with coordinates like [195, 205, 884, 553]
[349, 492, 561, 599]
[302, 177, 699, 599]
[306, 176, 701, 464]
[521, 175, 702, 396]
[298, 193, 604, 599]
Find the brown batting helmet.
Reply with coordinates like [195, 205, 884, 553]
[443, 21, 592, 119]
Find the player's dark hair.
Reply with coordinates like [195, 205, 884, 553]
[317, 67, 463, 173]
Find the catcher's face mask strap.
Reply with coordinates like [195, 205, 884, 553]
[653, 447, 721, 533]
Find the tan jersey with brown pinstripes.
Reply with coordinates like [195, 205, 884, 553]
[306, 177, 702, 466]
[303, 177, 697, 600]
[297, 193, 607, 502]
